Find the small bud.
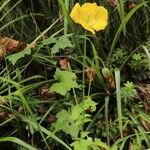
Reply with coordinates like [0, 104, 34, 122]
[102, 68, 111, 78]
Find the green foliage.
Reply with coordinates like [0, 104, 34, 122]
[128, 52, 150, 80]
[71, 136, 110, 150]
[42, 34, 73, 54]
[51, 34, 73, 54]
[129, 53, 147, 71]
[79, 97, 97, 112]
[52, 97, 97, 139]
[51, 68, 78, 96]
[111, 48, 127, 67]
[6, 48, 31, 65]
[121, 81, 137, 103]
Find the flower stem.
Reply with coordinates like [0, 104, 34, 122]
[82, 31, 87, 99]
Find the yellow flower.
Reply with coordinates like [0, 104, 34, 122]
[70, 3, 108, 34]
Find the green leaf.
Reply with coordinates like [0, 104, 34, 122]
[54, 109, 70, 130]
[50, 83, 69, 96]
[42, 37, 57, 45]
[71, 139, 91, 150]
[71, 137, 110, 150]
[6, 48, 31, 65]
[52, 97, 97, 140]
[51, 68, 78, 96]
[51, 34, 73, 54]
[53, 109, 81, 139]
[80, 97, 97, 112]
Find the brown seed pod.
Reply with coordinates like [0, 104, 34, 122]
[106, 74, 116, 90]
[86, 68, 96, 82]
[102, 68, 116, 90]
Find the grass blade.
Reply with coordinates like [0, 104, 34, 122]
[0, 137, 37, 150]
[115, 69, 122, 137]
[105, 96, 110, 145]
[0, 0, 11, 12]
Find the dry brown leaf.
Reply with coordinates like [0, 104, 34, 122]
[38, 106, 47, 114]
[39, 86, 56, 100]
[39, 86, 49, 98]
[0, 47, 6, 60]
[127, 2, 136, 10]
[140, 119, 150, 131]
[136, 84, 150, 112]
[59, 58, 69, 70]
[48, 114, 56, 123]
[0, 37, 26, 53]
[18, 107, 24, 113]
[0, 37, 19, 53]
[0, 111, 6, 117]
[0, 96, 6, 105]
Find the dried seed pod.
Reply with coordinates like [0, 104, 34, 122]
[102, 68, 115, 90]
[106, 74, 116, 90]
[39, 86, 56, 99]
[86, 68, 96, 82]
[39, 86, 49, 99]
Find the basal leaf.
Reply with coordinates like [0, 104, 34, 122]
[51, 68, 78, 96]
[50, 83, 69, 96]
[52, 97, 97, 140]
[6, 48, 31, 65]
[54, 109, 69, 131]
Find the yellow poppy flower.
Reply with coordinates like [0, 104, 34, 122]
[70, 3, 108, 34]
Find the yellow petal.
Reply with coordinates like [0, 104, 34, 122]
[70, 3, 108, 34]
[91, 20, 108, 31]
[79, 20, 95, 34]
[70, 3, 95, 34]
[94, 6, 108, 22]
[70, 3, 82, 24]
[81, 3, 97, 16]
[90, 6, 108, 31]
